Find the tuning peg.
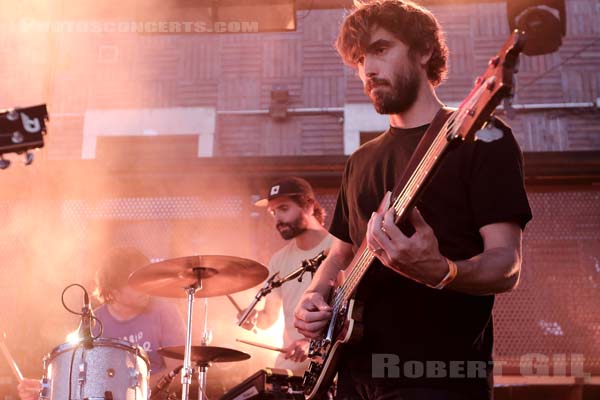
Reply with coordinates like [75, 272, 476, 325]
[6, 109, 19, 121]
[0, 157, 10, 169]
[24, 151, 34, 165]
[11, 131, 24, 144]
[488, 56, 500, 68]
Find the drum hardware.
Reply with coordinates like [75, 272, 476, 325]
[78, 360, 87, 384]
[59, 284, 106, 399]
[149, 365, 183, 400]
[158, 343, 251, 400]
[235, 250, 327, 329]
[129, 255, 268, 400]
[35, 284, 149, 400]
[23, 254, 268, 400]
[128, 255, 269, 299]
[158, 345, 251, 364]
[128, 368, 144, 389]
[220, 368, 304, 400]
[42, 338, 150, 400]
[60, 283, 104, 347]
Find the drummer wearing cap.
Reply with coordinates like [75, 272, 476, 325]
[242, 177, 333, 374]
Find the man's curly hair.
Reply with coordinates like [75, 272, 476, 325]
[289, 194, 327, 226]
[93, 247, 150, 304]
[335, 0, 449, 86]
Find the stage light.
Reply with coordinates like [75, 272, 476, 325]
[507, 0, 566, 56]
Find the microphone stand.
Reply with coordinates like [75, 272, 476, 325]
[237, 250, 327, 328]
[79, 292, 94, 349]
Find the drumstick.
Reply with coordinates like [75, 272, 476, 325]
[236, 338, 285, 353]
[226, 295, 243, 313]
[0, 333, 24, 383]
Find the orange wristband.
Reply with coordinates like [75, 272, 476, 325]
[431, 258, 458, 290]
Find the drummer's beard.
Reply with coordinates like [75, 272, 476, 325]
[276, 215, 307, 240]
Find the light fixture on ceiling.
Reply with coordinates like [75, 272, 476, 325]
[507, 0, 566, 56]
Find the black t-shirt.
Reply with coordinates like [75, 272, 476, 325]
[329, 117, 532, 397]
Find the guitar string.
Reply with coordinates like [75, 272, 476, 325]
[330, 111, 461, 309]
[333, 86, 489, 307]
[332, 112, 458, 308]
[347, 117, 452, 297]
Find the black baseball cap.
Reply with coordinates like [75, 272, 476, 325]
[254, 177, 315, 207]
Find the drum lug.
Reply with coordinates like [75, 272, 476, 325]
[128, 367, 142, 389]
[78, 361, 87, 384]
[39, 377, 50, 400]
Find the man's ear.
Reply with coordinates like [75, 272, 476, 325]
[419, 46, 433, 67]
[304, 200, 315, 216]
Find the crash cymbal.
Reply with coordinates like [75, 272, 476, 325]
[128, 255, 268, 298]
[158, 345, 250, 365]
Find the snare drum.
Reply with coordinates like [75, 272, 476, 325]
[41, 338, 150, 400]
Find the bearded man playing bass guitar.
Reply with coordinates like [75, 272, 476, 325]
[293, 1, 532, 399]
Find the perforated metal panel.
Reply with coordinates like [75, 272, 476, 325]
[62, 197, 243, 221]
[495, 191, 600, 373]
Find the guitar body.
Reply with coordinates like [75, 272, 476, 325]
[304, 297, 363, 399]
[304, 193, 391, 399]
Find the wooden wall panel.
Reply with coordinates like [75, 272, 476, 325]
[302, 42, 343, 77]
[220, 37, 263, 79]
[180, 37, 221, 81]
[261, 118, 303, 155]
[302, 76, 345, 108]
[1, 3, 598, 159]
[566, 113, 600, 150]
[300, 115, 344, 154]
[218, 78, 261, 110]
[262, 39, 303, 78]
[215, 115, 263, 156]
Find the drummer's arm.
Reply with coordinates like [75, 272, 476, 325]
[151, 301, 187, 388]
[256, 290, 281, 330]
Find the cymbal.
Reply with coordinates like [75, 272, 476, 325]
[158, 345, 250, 365]
[128, 255, 268, 298]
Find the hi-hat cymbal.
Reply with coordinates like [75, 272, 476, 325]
[128, 255, 268, 298]
[158, 345, 250, 365]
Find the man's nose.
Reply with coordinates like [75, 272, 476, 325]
[363, 56, 378, 78]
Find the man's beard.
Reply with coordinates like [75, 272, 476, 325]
[276, 215, 308, 240]
[365, 61, 421, 114]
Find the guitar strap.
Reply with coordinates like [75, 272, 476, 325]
[390, 106, 455, 202]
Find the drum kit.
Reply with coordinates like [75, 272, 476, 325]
[19, 254, 304, 400]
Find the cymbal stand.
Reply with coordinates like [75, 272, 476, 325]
[197, 297, 211, 400]
[181, 269, 202, 400]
